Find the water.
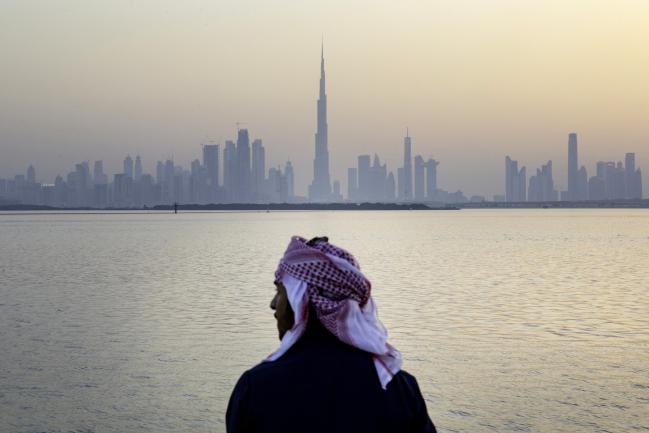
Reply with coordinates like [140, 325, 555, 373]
[1, 209, 648, 433]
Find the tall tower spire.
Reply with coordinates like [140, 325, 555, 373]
[320, 40, 326, 98]
[309, 41, 332, 201]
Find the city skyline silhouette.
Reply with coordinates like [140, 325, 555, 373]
[2, 45, 644, 206]
[2, 1, 648, 199]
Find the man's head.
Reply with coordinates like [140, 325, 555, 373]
[267, 235, 402, 389]
[270, 280, 294, 340]
[270, 237, 328, 340]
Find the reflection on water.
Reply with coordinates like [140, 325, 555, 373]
[1, 209, 648, 433]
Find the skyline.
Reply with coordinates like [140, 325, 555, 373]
[1, 126, 643, 207]
[2, 44, 644, 203]
[2, 1, 649, 197]
[2, 127, 643, 203]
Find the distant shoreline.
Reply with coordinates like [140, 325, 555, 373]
[0, 202, 457, 212]
[0, 199, 648, 212]
[458, 199, 649, 209]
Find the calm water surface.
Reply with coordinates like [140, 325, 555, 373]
[1, 210, 648, 433]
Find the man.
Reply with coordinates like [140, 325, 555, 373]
[226, 236, 436, 433]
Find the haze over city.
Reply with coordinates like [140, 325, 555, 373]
[2, 0, 648, 198]
[4, 3, 649, 433]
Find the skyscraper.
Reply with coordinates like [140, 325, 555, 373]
[27, 165, 35, 183]
[156, 161, 164, 185]
[577, 166, 588, 201]
[600, 161, 617, 199]
[163, 159, 174, 203]
[94, 160, 107, 185]
[202, 144, 219, 189]
[134, 155, 143, 181]
[309, 43, 332, 201]
[347, 167, 358, 201]
[414, 155, 425, 201]
[284, 161, 294, 200]
[588, 171, 606, 201]
[236, 129, 251, 202]
[124, 155, 134, 179]
[386, 172, 396, 201]
[251, 139, 265, 200]
[425, 159, 439, 200]
[369, 154, 387, 201]
[505, 156, 526, 202]
[113, 173, 132, 207]
[609, 162, 626, 199]
[189, 158, 203, 203]
[625, 153, 635, 181]
[73, 162, 91, 206]
[624, 153, 637, 198]
[528, 161, 557, 202]
[223, 140, 237, 200]
[624, 152, 642, 199]
[401, 132, 413, 200]
[397, 167, 404, 199]
[357, 155, 371, 201]
[333, 180, 341, 200]
[567, 133, 579, 200]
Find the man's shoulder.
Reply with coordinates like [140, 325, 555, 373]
[236, 353, 302, 388]
[394, 369, 417, 383]
[242, 355, 420, 393]
[389, 369, 421, 391]
[242, 359, 281, 379]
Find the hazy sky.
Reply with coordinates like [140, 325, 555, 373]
[1, 0, 648, 197]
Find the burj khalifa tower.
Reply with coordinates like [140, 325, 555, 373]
[308, 43, 332, 202]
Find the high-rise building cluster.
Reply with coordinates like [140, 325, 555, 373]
[306, 46, 461, 204]
[3, 46, 644, 208]
[528, 161, 558, 202]
[0, 129, 295, 208]
[1, 44, 462, 208]
[345, 131, 466, 204]
[504, 133, 643, 202]
[300, 44, 458, 204]
[586, 156, 643, 201]
[347, 155, 394, 202]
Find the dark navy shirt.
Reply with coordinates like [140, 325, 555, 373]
[226, 318, 436, 433]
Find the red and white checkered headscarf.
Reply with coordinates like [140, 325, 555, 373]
[266, 236, 402, 389]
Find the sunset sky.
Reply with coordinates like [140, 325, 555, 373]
[2, 0, 648, 197]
